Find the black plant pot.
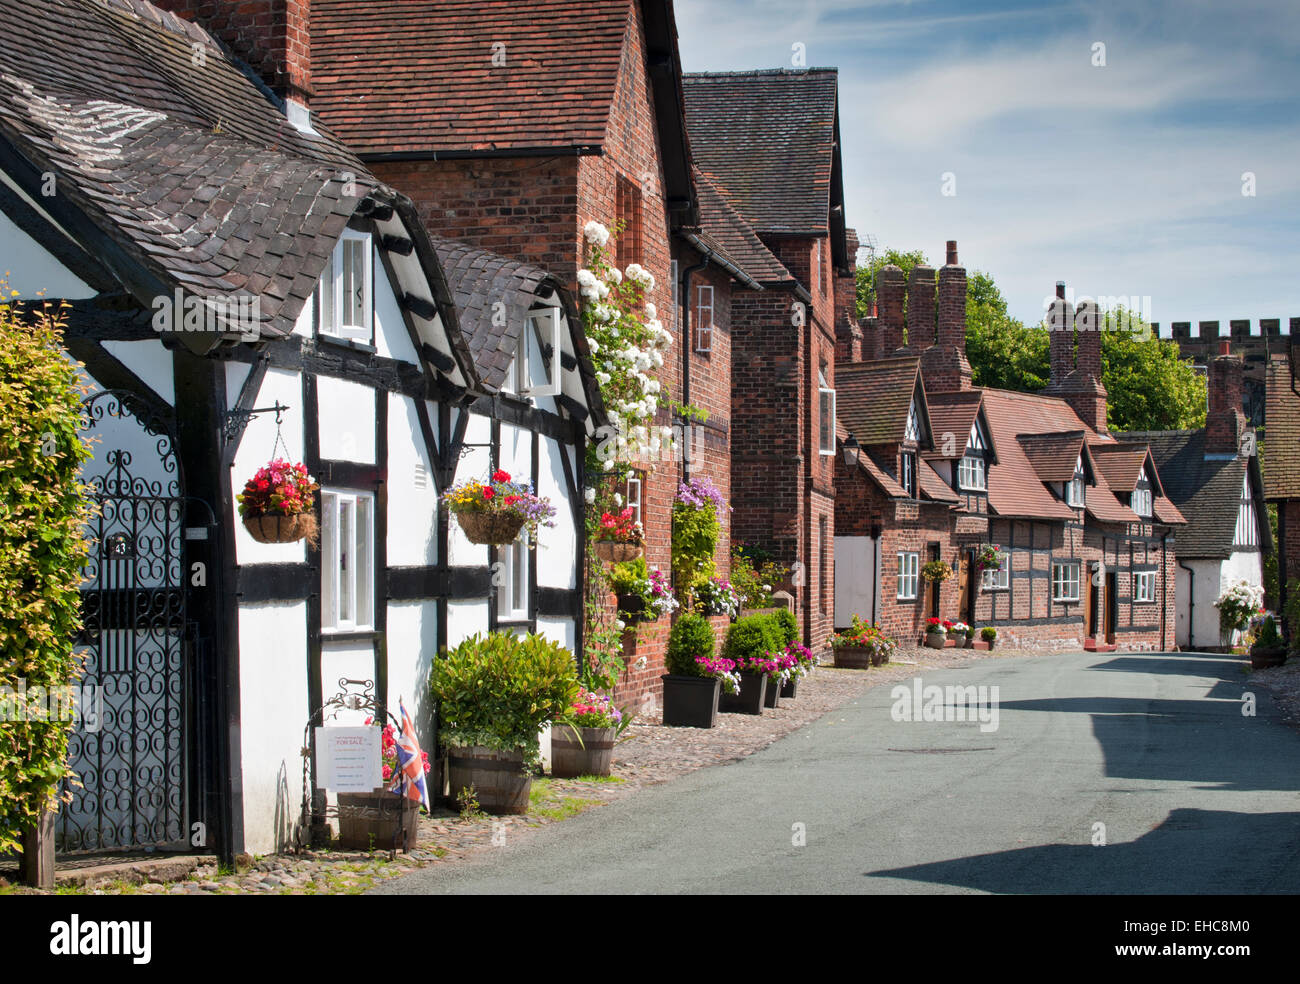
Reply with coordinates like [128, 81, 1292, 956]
[661, 674, 720, 728]
[780, 676, 798, 699]
[764, 679, 783, 708]
[617, 593, 654, 622]
[719, 670, 767, 715]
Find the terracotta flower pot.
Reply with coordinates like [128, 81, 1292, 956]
[925, 632, 947, 649]
[455, 510, 526, 545]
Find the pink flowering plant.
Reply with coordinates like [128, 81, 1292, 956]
[364, 716, 431, 787]
[695, 575, 741, 617]
[561, 688, 627, 730]
[237, 458, 318, 518]
[696, 655, 742, 696]
[785, 641, 816, 679]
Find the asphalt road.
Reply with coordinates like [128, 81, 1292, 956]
[373, 652, 1300, 894]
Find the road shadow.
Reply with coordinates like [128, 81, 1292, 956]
[1089, 653, 1247, 679]
[868, 807, 1300, 893]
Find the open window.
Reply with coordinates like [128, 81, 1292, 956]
[497, 533, 530, 622]
[818, 366, 835, 455]
[318, 230, 373, 342]
[321, 489, 374, 632]
[503, 307, 562, 399]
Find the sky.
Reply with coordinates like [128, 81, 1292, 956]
[675, 0, 1300, 336]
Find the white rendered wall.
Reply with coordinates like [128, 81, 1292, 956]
[446, 599, 489, 648]
[101, 340, 175, 406]
[536, 436, 577, 589]
[374, 259, 420, 364]
[317, 375, 376, 463]
[386, 600, 439, 752]
[387, 393, 438, 566]
[237, 601, 309, 855]
[0, 206, 95, 299]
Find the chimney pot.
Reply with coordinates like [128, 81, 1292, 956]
[1056, 281, 1066, 299]
[945, 240, 958, 265]
[1219, 340, 1230, 356]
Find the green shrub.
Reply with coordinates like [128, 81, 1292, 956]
[0, 296, 94, 856]
[1255, 614, 1283, 650]
[722, 613, 785, 665]
[430, 632, 578, 765]
[608, 555, 650, 595]
[773, 608, 798, 645]
[666, 613, 715, 677]
[980, 626, 998, 641]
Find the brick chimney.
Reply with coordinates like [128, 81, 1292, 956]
[876, 264, 905, 356]
[906, 265, 936, 350]
[921, 240, 972, 391]
[834, 228, 864, 363]
[1048, 282, 1074, 382]
[1205, 340, 1247, 455]
[152, 0, 313, 105]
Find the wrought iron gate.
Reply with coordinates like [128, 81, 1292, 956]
[59, 391, 190, 853]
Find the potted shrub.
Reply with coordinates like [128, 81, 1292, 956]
[592, 506, 644, 564]
[719, 614, 785, 714]
[758, 650, 795, 709]
[551, 688, 627, 778]
[430, 632, 577, 814]
[981, 626, 998, 650]
[924, 617, 948, 649]
[663, 612, 738, 728]
[442, 469, 556, 546]
[1250, 613, 1287, 669]
[921, 559, 953, 584]
[1215, 580, 1265, 651]
[609, 556, 678, 622]
[830, 615, 897, 668]
[337, 717, 428, 852]
[237, 458, 319, 544]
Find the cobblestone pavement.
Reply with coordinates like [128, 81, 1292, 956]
[2, 646, 1036, 896]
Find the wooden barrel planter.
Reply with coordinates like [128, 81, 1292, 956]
[446, 746, 531, 814]
[719, 671, 766, 715]
[337, 785, 419, 852]
[550, 725, 617, 778]
[661, 675, 720, 728]
[593, 540, 643, 564]
[832, 646, 873, 670]
[1250, 646, 1288, 669]
[243, 511, 317, 545]
[455, 511, 526, 546]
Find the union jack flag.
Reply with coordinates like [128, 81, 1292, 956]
[389, 697, 430, 810]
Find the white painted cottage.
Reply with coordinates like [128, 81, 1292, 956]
[0, 0, 601, 859]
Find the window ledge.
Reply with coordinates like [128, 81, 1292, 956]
[321, 629, 380, 643]
[317, 334, 377, 355]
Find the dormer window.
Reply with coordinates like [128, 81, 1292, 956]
[957, 419, 987, 491]
[900, 451, 916, 498]
[818, 366, 835, 455]
[904, 397, 920, 444]
[318, 229, 373, 342]
[1234, 471, 1258, 547]
[1066, 455, 1085, 507]
[501, 307, 562, 399]
[1131, 468, 1152, 517]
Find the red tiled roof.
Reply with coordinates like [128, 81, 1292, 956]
[919, 458, 960, 503]
[979, 390, 1083, 520]
[1089, 443, 1157, 494]
[682, 69, 838, 235]
[311, 0, 631, 155]
[1154, 496, 1188, 525]
[1265, 357, 1300, 498]
[836, 358, 927, 447]
[1017, 431, 1086, 482]
[923, 390, 987, 460]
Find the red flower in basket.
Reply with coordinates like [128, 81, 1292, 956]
[482, 486, 495, 500]
[492, 469, 512, 483]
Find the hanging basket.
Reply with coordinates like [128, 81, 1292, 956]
[456, 510, 526, 546]
[243, 511, 318, 545]
[593, 540, 644, 564]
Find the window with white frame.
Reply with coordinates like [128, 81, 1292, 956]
[818, 367, 835, 455]
[982, 553, 1009, 590]
[1066, 455, 1085, 507]
[1234, 471, 1258, 547]
[958, 455, 986, 491]
[498, 534, 530, 621]
[1131, 486, 1152, 518]
[693, 285, 713, 353]
[900, 451, 916, 498]
[904, 397, 920, 443]
[1052, 561, 1081, 602]
[1134, 570, 1156, 602]
[318, 230, 373, 342]
[321, 489, 374, 631]
[897, 551, 919, 600]
[625, 473, 643, 526]
[501, 307, 562, 399]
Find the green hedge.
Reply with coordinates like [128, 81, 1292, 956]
[0, 297, 93, 855]
[773, 608, 798, 645]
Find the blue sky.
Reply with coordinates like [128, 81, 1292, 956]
[676, 0, 1300, 336]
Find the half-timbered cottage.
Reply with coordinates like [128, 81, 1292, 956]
[0, 0, 599, 860]
[834, 256, 1186, 650]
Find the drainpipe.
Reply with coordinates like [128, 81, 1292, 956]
[678, 254, 709, 483]
[1160, 533, 1170, 651]
[1179, 557, 1195, 650]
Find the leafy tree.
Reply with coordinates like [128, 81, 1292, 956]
[854, 246, 1207, 432]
